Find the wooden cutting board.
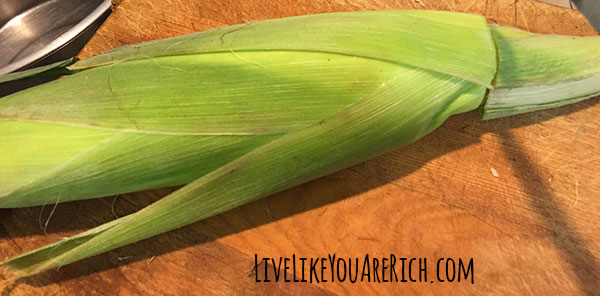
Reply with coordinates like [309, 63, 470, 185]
[1, 0, 599, 295]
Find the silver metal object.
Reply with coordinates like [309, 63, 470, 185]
[0, 0, 112, 75]
[539, 0, 572, 8]
[571, 0, 600, 32]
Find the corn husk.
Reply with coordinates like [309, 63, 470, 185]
[481, 25, 600, 119]
[0, 10, 496, 208]
[1, 10, 598, 275]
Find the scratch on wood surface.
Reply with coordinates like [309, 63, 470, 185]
[343, 0, 364, 10]
[462, 0, 477, 12]
[247, 259, 261, 277]
[353, 168, 514, 237]
[95, 31, 117, 51]
[338, 231, 352, 241]
[519, 8, 530, 31]
[558, 156, 600, 168]
[443, 0, 456, 11]
[540, 144, 561, 164]
[262, 199, 275, 221]
[318, 207, 328, 216]
[357, 236, 378, 241]
[545, 103, 596, 167]
[144, 0, 156, 10]
[520, 277, 536, 295]
[570, 178, 580, 208]
[133, 9, 143, 33]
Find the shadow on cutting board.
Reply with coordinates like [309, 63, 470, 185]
[499, 129, 600, 295]
[1, 97, 599, 295]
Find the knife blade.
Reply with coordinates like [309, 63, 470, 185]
[571, 0, 600, 32]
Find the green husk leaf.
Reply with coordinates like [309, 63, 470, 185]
[0, 58, 77, 84]
[481, 25, 600, 119]
[482, 74, 600, 120]
[0, 52, 404, 135]
[72, 10, 496, 88]
[1, 65, 486, 276]
[491, 24, 600, 87]
[0, 10, 496, 208]
[0, 51, 413, 207]
[0, 120, 277, 207]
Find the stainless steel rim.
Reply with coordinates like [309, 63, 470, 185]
[0, 0, 112, 75]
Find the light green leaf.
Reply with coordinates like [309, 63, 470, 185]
[0, 10, 498, 207]
[481, 25, 600, 119]
[2, 64, 486, 275]
[0, 51, 404, 207]
[0, 120, 276, 207]
[0, 52, 401, 135]
[72, 10, 497, 87]
[491, 25, 600, 88]
[0, 58, 76, 84]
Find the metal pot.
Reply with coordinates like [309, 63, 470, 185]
[0, 0, 112, 95]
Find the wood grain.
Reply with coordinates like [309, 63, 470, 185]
[1, 0, 599, 295]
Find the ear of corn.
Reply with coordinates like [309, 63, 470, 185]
[0, 10, 496, 208]
[1, 10, 598, 275]
[0, 52, 409, 207]
[3, 65, 487, 276]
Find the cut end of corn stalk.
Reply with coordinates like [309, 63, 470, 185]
[480, 25, 600, 120]
[0, 10, 599, 276]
